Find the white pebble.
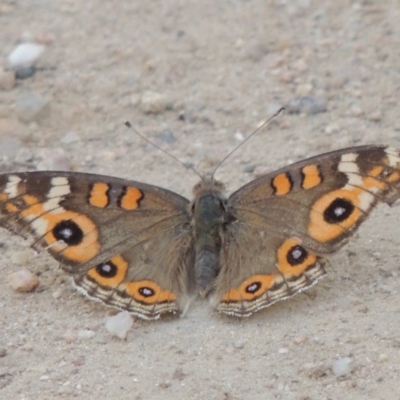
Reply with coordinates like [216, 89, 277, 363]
[78, 329, 96, 340]
[278, 347, 289, 354]
[9, 269, 39, 292]
[8, 43, 45, 70]
[325, 123, 340, 134]
[331, 357, 353, 376]
[60, 131, 80, 144]
[105, 311, 133, 340]
[139, 91, 171, 114]
[379, 354, 388, 362]
[234, 132, 244, 141]
[52, 289, 63, 299]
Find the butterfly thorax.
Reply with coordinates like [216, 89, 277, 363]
[191, 178, 231, 296]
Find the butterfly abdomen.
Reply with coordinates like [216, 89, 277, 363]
[192, 185, 228, 296]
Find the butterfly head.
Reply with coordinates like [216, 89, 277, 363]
[192, 176, 225, 198]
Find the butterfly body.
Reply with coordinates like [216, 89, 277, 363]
[192, 179, 229, 296]
[2, 145, 400, 319]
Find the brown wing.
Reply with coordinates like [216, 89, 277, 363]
[213, 146, 400, 316]
[0, 171, 194, 319]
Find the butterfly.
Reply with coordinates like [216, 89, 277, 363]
[1, 145, 400, 319]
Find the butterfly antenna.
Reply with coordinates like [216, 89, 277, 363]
[124, 121, 203, 180]
[211, 107, 284, 178]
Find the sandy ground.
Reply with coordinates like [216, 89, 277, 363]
[1, 1, 400, 399]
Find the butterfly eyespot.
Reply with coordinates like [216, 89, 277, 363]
[96, 260, 117, 278]
[53, 220, 84, 245]
[287, 245, 308, 266]
[139, 287, 155, 297]
[245, 281, 262, 294]
[324, 198, 355, 224]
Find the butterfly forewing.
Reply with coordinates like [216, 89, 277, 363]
[214, 146, 400, 316]
[0, 171, 194, 318]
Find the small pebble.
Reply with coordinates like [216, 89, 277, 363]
[304, 363, 329, 379]
[15, 66, 36, 80]
[369, 111, 382, 122]
[233, 340, 245, 349]
[278, 348, 289, 354]
[243, 165, 255, 173]
[349, 104, 363, 117]
[285, 96, 327, 115]
[78, 330, 96, 340]
[245, 42, 268, 62]
[0, 69, 16, 90]
[325, 123, 340, 134]
[234, 38, 245, 49]
[234, 132, 244, 141]
[101, 150, 117, 161]
[15, 93, 50, 122]
[293, 335, 308, 344]
[60, 131, 80, 144]
[331, 357, 353, 376]
[279, 71, 293, 83]
[0, 348, 7, 358]
[379, 354, 388, 362]
[57, 387, 75, 396]
[105, 311, 133, 340]
[52, 289, 63, 299]
[10, 250, 31, 265]
[9, 269, 39, 292]
[292, 58, 309, 72]
[39, 375, 49, 381]
[8, 43, 45, 70]
[156, 129, 176, 144]
[172, 367, 186, 381]
[295, 83, 313, 96]
[72, 356, 85, 366]
[139, 91, 171, 114]
[62, 331, 75, 344]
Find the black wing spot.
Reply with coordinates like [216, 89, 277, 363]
[246, 281, 262, 294]
[96, 260, 117, 278]
[53, 220, 83, 245]
[139, 287, 155, 297]
[324, 198, 354, 223]
[287, 245, 308, 266]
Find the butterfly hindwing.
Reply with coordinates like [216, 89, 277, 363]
[214, 146, 400, 316]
